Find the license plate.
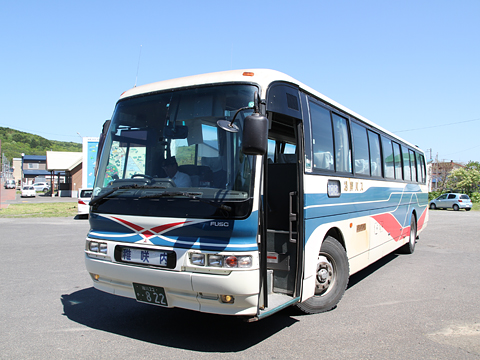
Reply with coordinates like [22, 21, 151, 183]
[133, 283, 168, 307]
[120, 247, 169, 267]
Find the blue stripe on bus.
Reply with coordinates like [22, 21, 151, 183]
[303, 184, 428, 243]
[88, 212, 259, 252]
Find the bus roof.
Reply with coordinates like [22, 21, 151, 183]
[119, 69, 420, 151]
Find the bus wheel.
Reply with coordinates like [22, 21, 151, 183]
[296, 236, 349, 314]
[399, 216, 416, 254]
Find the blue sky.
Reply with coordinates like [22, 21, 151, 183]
[1, 0, 479, 163]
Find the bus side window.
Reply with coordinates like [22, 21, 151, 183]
[409, 150, 417, 182]
[417, 153, 426, 183]
[332, 113, 352, 173]
[368, 130, 382, 177]
[402, 146, 411, 181]
[352, 122, 370, 176]
[310, 102, 334, 171]
[393, 142, 403, 180]
[382, 136, 395, 179]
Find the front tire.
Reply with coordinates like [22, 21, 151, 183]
[430, 203, 436, 210]
[296, 236, 349, 314]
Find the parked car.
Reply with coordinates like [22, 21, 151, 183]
[429, 193, 472, 211]
[33, 182, 50, 192]
[21, 185, 36, 197]
[4, 179, 16, 189]
[78, 188, 93, 216]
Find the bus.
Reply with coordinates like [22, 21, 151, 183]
[85, 69, 428, 320]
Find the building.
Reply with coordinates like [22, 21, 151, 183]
[22, 155, 52, 185]
[46, 151, 83, 197]
[12, 158, 22, 187]
[20, 137, 99, 197]
[430, 160, 465, 191]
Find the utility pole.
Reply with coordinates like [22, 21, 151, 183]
[0, 139, 2, 206]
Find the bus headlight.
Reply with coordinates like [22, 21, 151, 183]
[99, 243, 108, 254]
[208, 255, 224, 267]
[86, 240, 108, 256]
[191, 253, 205, 266]
[89, 241, 99, 252]
[189, 252, 252, 268]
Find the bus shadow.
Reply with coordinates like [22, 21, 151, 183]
[61, 288, 298, 351]
[347, 252, 398, 289]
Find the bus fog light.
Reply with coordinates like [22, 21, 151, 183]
[90, 273, 100, 281]
[237, 256, 252, 268]
[208, 255, 223, 267]
[220, 295, 235, 304]
[191, 253, 205, 266]
[99, 243, 108, 254]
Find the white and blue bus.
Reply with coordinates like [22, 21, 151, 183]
[85, 69, 428, 320]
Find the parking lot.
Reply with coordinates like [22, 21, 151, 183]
[1, 210, 479, 359]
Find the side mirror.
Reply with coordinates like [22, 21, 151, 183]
[242, 113, 268, 155]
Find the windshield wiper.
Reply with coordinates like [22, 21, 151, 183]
[139, 191, 232, 212]
[89, 184, 146, 206]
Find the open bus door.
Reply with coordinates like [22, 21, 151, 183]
[254, 84, 305, 320]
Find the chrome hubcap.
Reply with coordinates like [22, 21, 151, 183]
[316, 255, 334, 294]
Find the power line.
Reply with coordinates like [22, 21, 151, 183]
[443, 143, 480, 156]
[394, 117, 480, 133]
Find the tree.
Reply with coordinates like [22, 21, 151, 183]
[465, 161, 480, 172]
[445, 167, 480, 194]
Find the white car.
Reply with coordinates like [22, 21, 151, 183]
[78, 188, 93, 216]
[4, 179, 16, 189]
[429, 193, 472, 211]
[21, 186, 36, 197]
[33, 182, 50, 192]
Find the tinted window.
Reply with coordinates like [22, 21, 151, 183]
[368, 131, 382, 177]
[310, 102, 334, 171]
[332, 113, 352, 173]
[438, 194, 447, 200]
[402, 146, 411, 180]
[352, 122, 370, 175]
[447, 194, 456, 199]
[460, 195, 470, 200]
[416, 153, 425, 183]
[80, 190, 93, 197]
[382, 137, 394, 179]
[409, 150, 417, 182]
[393, 142, 402, 180]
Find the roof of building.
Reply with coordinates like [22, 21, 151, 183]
[46, 151, 82, 171]
[23, 155, 46, 161]
[23, 169, 64, 176]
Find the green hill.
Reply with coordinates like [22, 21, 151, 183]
[0, 127, 82, 163]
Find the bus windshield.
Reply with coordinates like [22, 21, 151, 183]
[93, 84, 258, 219]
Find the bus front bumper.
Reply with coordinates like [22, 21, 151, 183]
[85, 255, 259, 316]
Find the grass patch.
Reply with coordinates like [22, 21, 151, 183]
[0, 202, 78, 218]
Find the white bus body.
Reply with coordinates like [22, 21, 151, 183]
[85, 69, 428, 320]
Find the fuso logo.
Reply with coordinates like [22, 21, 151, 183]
[210, 221, 230, 227]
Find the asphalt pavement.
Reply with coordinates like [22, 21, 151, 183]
[1, 188, 77, 206]
[0, 210, 479, 359]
